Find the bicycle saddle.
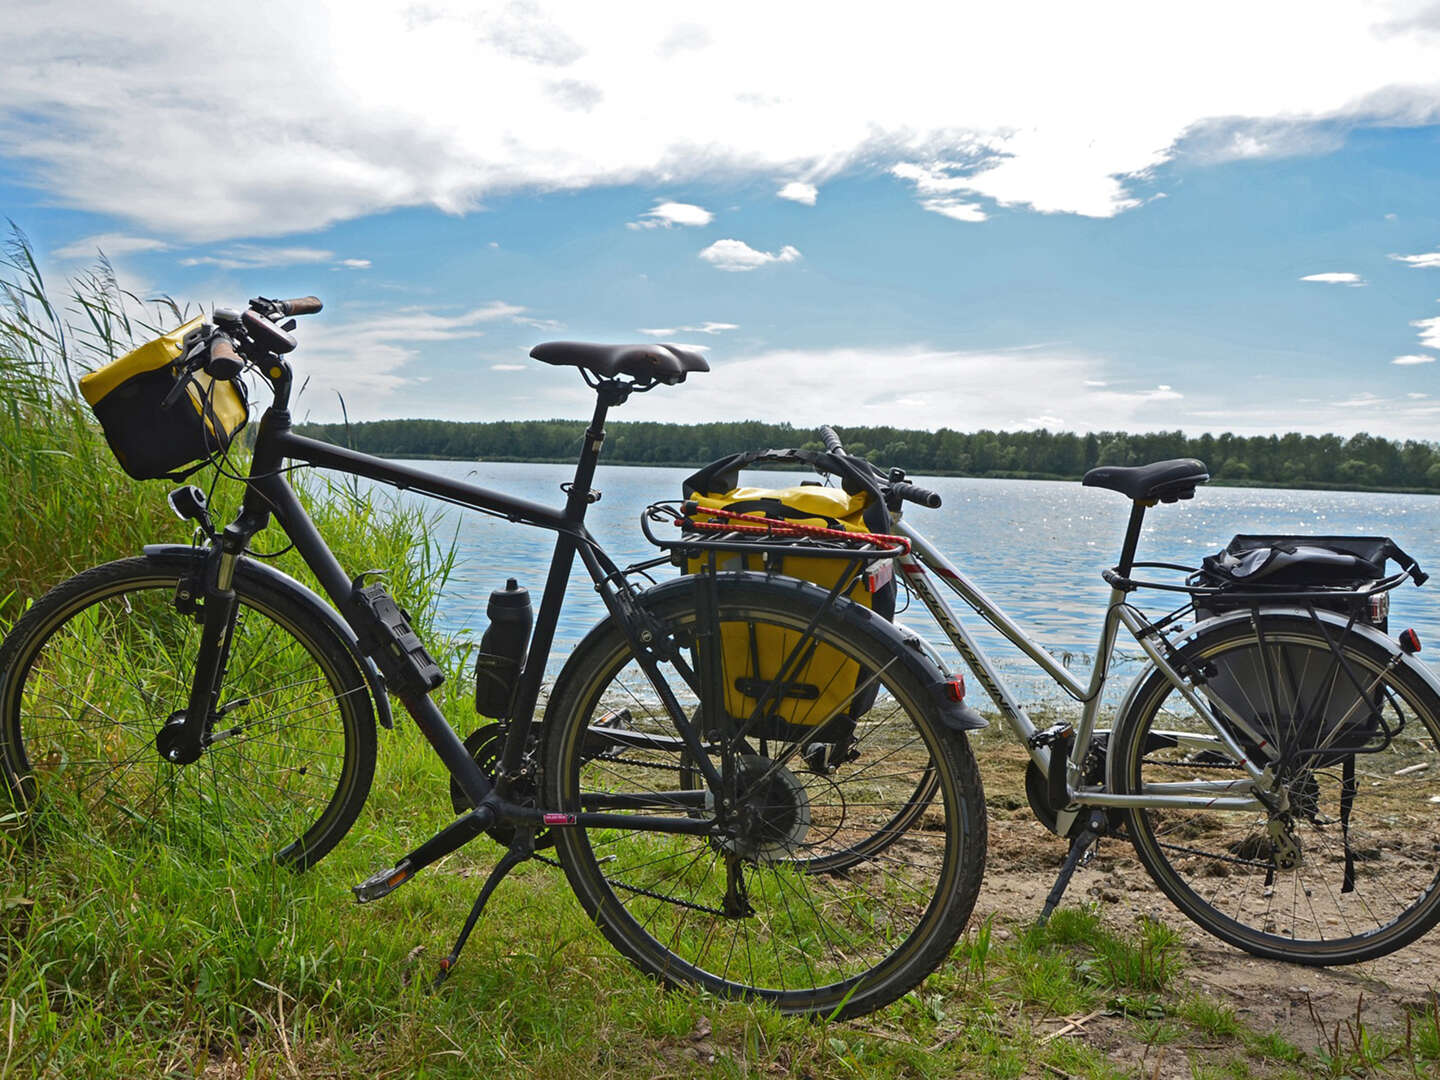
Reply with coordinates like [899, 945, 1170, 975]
[1082, 458, 1210, 502]
[530, 341, 710, 385]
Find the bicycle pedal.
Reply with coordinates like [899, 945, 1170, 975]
[353, 861, 415, 904]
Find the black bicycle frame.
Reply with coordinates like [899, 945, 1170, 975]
[173, 370, 722, 866]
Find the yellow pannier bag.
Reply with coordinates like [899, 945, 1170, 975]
[687, 485, 895, 734]
[79, 317, 249, 480]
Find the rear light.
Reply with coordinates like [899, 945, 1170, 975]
[1400, 628, 1421, 654]
[944, 676, 966, 702]
[1368, 592, 1390, 625]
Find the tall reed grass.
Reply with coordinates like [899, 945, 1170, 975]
[0, 227, 454, 634]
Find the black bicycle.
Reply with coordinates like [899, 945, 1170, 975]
[0, 296, 986, 1018]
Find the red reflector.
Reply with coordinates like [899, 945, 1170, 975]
[944, 677, 966, 702]
[1400, 628, 1421, 654]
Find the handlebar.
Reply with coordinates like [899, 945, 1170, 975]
[815, 424, 943, 510]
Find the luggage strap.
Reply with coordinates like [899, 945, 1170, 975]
[682, 503, 910, 554]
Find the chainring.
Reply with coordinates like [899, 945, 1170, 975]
[449, 723, 553, 849]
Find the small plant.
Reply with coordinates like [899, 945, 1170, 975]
[1075, 915, 1184, 994]
[1307, 993, 1402, 1079]
[1410, 992, 1440, 1063]
[1177, 993, 1243, 1039]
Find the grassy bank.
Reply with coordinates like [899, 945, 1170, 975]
[2, 234, 1436, 1078]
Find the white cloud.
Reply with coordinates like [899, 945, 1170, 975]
[53, 233, 169, 259]
[698, 239, 801, 271]
[1392, 353, 1435, 365]
[777, 181, 817, 205]
[491, 363, 526, 371]
[618, 345, 1193, 431]
[6, 3, 1440, 239]
[627, 200, 714, 230]
[1415, 316, 1440, 350]
[890, 163, 989, 221]
[180, 245, 377, 271]
[638, 321, 738, 336]
[294, 301, 537, 413]
[180, 245, 337, 270]
[1390, 250, 1440, 269]
[1409, 392, 1430, 399]
[1300, 271, 1366, 286]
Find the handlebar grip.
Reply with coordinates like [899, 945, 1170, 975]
[278, 296, 323, 316]
[890, 481, 942, 509]
[819, 425, 844, 453]
[205, 337, 243, 379]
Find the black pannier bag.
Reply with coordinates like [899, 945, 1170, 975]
[1193, 534, 1421, 632]
[79, 317, 249, 481]
[1190, 534, 1422, 772]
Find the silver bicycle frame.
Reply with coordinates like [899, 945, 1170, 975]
[894, 519, 1269, 813]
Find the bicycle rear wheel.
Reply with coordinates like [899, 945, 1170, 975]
[0, 555, 376, 868]
[1113, 615, 1440, 963]
[542, 574, 986, 1018]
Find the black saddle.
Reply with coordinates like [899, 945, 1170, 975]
[1082, 458, 1210, 502]
[530, 341, 709, 386]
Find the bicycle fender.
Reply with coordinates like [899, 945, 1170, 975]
[141, 544, 395, 730]
[637, 572, 988, 733]
[1181, 606, 1440, 695]
[1107, 606, 1440, 791]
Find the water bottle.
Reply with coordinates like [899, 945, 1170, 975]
[474, 578, 532, 718]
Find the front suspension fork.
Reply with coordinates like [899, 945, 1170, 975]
[158, 524, 254, 763]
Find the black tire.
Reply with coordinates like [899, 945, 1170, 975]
[1112, 615, 1440, 964]
[0, 556, 376, 868]
[542, 575, 986, 1018]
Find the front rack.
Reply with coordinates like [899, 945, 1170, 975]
[640, 500, 909, 565]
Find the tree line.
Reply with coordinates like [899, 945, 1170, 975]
[292, 418, 1440, 492]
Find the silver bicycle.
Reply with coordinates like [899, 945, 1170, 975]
[704, 426, 1440, 965]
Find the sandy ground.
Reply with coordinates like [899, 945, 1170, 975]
[971, 735, 1440, 1057]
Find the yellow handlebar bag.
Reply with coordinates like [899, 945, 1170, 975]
[79, 317, 249, 481]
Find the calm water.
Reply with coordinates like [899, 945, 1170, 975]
[366, 460, 1440, 705]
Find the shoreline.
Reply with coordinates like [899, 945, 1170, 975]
[354, 452, 1440, 497]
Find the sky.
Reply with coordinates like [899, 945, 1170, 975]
[3, 1, 1440, 438]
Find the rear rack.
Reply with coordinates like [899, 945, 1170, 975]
[1102, 559, 1414, 604]
[641, 500, 909, 564]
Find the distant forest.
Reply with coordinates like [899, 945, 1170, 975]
[292, 419, 1440, 492]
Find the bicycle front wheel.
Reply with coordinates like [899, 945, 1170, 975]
[542, 574, 986, 1019]
[1113, 615, 1440, 964]
[0, 555, 376, 868]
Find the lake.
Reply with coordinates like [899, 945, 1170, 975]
[364, 460, 1440, 706]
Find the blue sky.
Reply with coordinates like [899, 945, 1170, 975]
[4, 1, 1440, 437]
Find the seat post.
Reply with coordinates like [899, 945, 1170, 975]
[565, 380, 627, 522]
[1116, 500, 1149, 577]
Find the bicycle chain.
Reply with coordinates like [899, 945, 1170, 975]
[1153, 839, 1273, 870]
[1139, 755, 1244, 771]
[530, 851, 730, 916]
[590, 753, 683, 774]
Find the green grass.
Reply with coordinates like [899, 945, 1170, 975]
[2, 229, 1436, 1077]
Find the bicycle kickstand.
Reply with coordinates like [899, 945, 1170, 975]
[431, 834, 534, 990]
[1037, 811, 1108, 926]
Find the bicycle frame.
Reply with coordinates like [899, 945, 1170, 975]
[172, 377, 724, 863]
[892, 520, 1272, 814]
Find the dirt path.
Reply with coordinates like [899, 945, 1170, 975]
[971, 737, 1440, 1053]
